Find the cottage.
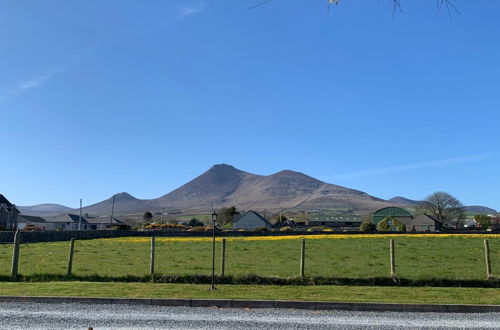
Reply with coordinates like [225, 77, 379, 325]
[44, 213, 89, 230]
[233, 210, 272, 230]
[0, 194, 19, 230]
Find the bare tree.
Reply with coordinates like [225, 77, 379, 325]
[249, 0, 460, 16]
[417, 191, 465, 227]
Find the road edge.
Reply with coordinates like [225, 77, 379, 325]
[0, 296, 498, 313]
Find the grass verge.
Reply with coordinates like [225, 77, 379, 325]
[0, 282, 499, 305]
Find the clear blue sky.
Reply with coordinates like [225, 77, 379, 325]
[1, 1, 499, 210]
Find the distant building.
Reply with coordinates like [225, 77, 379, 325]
[0, 194, 19, 230]
[43, 213, 124, 230]
[233, 210, 272, 230]
[17, 215, 48, 230]
[371, 207, 442, 232]
[309, 215, 362, 228]
[372, 207, 413, 224]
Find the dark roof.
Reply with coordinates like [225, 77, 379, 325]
[17, 215, 47, 223]
[0, 194, 19, 212]
[0, 194, 13, 207]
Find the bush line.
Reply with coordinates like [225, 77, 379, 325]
[2, 274, 499, 288]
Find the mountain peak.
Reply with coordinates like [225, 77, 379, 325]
[208, 164, 240, 172]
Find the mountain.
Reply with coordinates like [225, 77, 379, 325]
[77, 192, 152, 215]
[71, 164, 390, 215]
[148, 164, 390, 213]
[17, 204, 72, 215]
[20, 164, 498, 216]
[387, 197, 420, 205]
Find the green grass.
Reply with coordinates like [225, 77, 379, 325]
[0, 282, 499, 305]
[0, 236, 498, 281]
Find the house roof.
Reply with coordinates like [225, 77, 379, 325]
[17, 215, 47, 223]
[45, 213, 89, 223]
[0, 194, 19, 212]
[416, 213, 442, 224]
[234, 210, 272, 226]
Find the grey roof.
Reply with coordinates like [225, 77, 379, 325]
[45, 213, 89, 223]
[233, 210, 272, 228]
[17, 215, 47, 223]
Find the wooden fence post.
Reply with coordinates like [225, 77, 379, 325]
[67, 239, 75, 276]
[221, 239, 226, 277]
[390, 239, 396, 278]
[10, 230, 21, 279]
[300, 238, 305, 278]
[484, 239, 492, 279]
[150, 236, 155, 280]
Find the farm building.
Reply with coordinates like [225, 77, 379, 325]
[0, 194, 19, 230]
[233, 210, 272, 230]
[309, 215, 362, 228]
[372, 207, 413, 224]
[371, 207, 442, 232]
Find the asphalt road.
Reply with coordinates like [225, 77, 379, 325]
[0, 302, 499, 329]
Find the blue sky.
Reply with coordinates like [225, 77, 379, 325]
[1, 0, 499, 210]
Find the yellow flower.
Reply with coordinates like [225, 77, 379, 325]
[101, 233, 500, 244]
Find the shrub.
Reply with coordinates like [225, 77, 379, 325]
[188, 218, 204, 227]
[359, 221, 376, 232]
[111, 224, 131, 230]
[307, 226, 327, 232]
[376, 216, 406, 233]
[280, 226, 291, 232]
[254, 226, 269, 232]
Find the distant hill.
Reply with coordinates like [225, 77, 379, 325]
[464, 205, 497, 214]
[17, 204, 72, 215]
[388, 196, 497, 214]
[20, 164, 497, 216]
[387, 197, 420, 205]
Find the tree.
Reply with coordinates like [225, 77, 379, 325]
[359, 221, 376, 232]
[188, 218, 204, 227]
[143, 211, 153, 223]
[474, 214, 492, 230]
[271, 214, 288, 224]
[376, 216, 406, 232]
[217, 206, 239, 225]
[417, 192, 465, 227]
[250, 1, 460, 16]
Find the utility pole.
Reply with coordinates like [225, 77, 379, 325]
[110, 194, 115, 228]
[79, 199, 82, 230]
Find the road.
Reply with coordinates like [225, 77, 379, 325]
[0, 302, 498, 329]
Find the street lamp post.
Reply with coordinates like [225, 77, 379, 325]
[210, 211, 217, 290]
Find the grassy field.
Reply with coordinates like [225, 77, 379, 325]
[0, 235, 498, 281]
[0, 282, 499, 305]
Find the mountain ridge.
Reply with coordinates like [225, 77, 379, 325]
[18, 164, 497, 216]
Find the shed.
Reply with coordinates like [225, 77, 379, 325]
[233, 210, 272, 230]
[372, 207, 413, 224]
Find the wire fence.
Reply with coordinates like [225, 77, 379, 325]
[1, 235, 498, 281]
